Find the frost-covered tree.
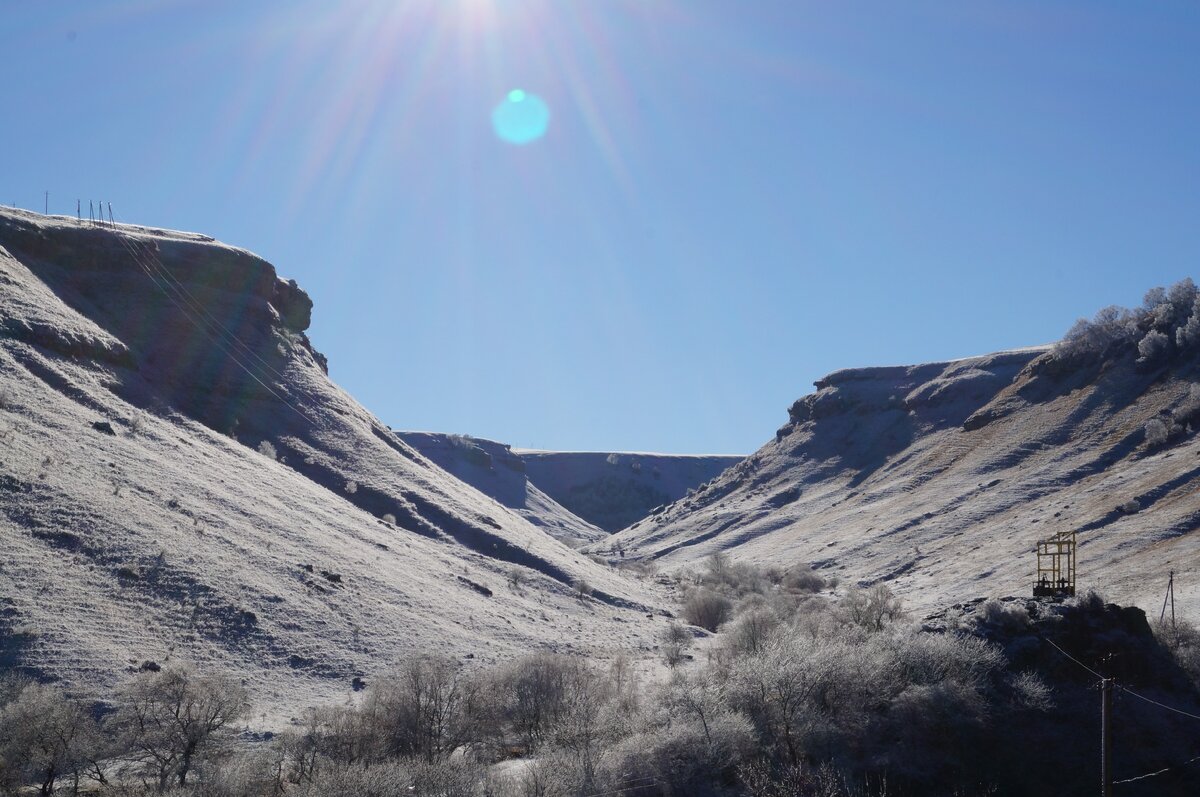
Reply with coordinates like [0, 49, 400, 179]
[1137, 330, 1172, 363]
[1177, 297, 1200, 349]
[109, 666, 249, 790]
[0, 683, 97, 796]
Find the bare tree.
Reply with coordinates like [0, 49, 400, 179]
[369, 655, 468, 763]
[0, 682, 98, 796]
[109, 665, 249, 790]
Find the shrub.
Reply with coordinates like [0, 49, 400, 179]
[683, 589, 733, 632]
[257, 440, 277, 460]
[662, 622, 694, 667]
[345, 480, 359, 494]
[0, 682, 99, 796]
[1177, 298, 1200, 349]
[1174, 384, 1200, 428]
[841, 584, 904, 632]
[1137, 330, 1172, 363]
[382, 512, 397, 525]
[1007, 671, 1054, 712]
[724, 608, 783, 655]
[572, 578, 593, 600]
[366, 655, 469, 762]
[1145, 417, 1172, 447]
[107, 666, 250, 790]
[783, 564, 828, 593]
[976, 599, 1030, 632]
[506, 567, 528, 591]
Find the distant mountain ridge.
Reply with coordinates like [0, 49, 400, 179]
[396, 431, 741, 537]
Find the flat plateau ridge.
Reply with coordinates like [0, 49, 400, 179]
[397, 431, 742, 541]
[601, 345, 1200, 618]
[0, 208, 665, 719]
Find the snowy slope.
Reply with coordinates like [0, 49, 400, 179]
[0, 208, 666, 720]
[597, 345, 1200, 619]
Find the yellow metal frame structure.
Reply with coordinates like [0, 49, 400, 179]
[1034, 530, 1076, 597]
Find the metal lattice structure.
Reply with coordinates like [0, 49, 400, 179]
[1033, 530, 1076, 598]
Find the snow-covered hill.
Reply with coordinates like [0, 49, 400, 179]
[0, 208, 665, 720]
[598, 334, 1200, 619]
[397, 432, 742, 538]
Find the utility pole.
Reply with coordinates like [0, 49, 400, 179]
[1161, 570, 1176, 631]
[77, 199, 81, 221]
[44, 191, 48, 215]
[1101, 677, 1113, 797]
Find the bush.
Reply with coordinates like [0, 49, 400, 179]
[841, 584, 904, 632]
[976, 599, 1030, 632]
[662, 622, 693, 667]
[256, 440, 277, 460]
[783, 564, 829, 593]
[683, 589, 733, 632]
[1174, 384, 1200, 428]
[1145, 417, 1173, 448]
[366, 655, 469, 762]
[1137, 330, 1172, 363]
[108, 666, 249, 790]
[0, 682, 99, 796]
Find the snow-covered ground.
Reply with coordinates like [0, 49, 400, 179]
[0, 208, 669, 724]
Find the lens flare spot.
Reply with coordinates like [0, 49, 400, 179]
[492, 90, 550, 145]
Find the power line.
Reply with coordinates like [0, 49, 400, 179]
[1116, 684, 1200, 722]
[1043, 637, 1105, 680]
[1113, 752, 1200, 785]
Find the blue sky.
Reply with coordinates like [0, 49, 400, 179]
[3, 1, 1198, 454]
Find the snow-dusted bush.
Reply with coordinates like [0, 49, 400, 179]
[1137, 329, 1172, 364]
[841, 584, 905, 632]
[1145, 417, 1172, 447]
[0, 682, 99, 796]
[572, 578, 593, 599]
[1177, 298, 1200, 349]
[108, 666, 249, 790]
[365, 655, 469, 762]
[683, 588, 733, 631]
[1008, 671, 1054, 712]
[256, 440, 277, 460]
[1174, 384, 1200, 428]
[1119, 499, 1141, 514]
[447, 433, 475, 450]
[381, 512, 396, 525]
[662, 622, 694, 667]
[345, 480, 358, 494]
[977, 598, 1030, 632]
[724, 607, 784, 655]
[783, 564, 829, 593]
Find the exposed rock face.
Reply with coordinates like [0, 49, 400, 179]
[598, 343, 1200, 618]
[0, 208, 663, 716]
